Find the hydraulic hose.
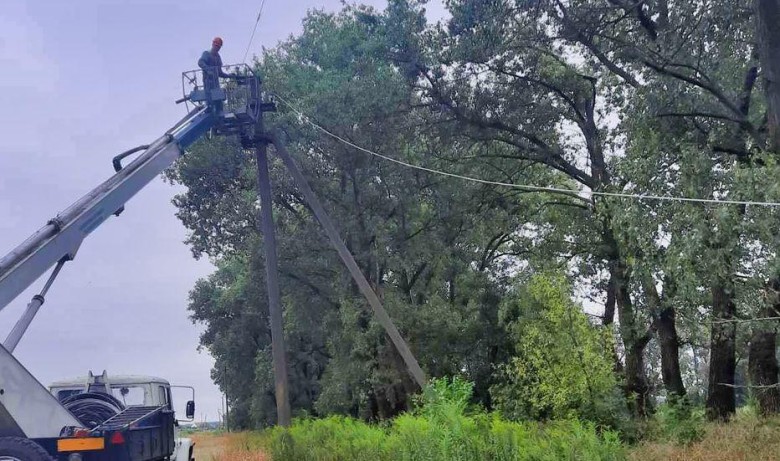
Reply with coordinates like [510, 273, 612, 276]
[112, 145, 150, 172]
[61, 392, 125, 429]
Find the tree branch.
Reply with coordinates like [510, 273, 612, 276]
[643, 59, 748, 122]
[656, 111, 744, 123]
[554, 1, 642, 88]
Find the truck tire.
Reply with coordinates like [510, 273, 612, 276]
[0, 437, 54, 461]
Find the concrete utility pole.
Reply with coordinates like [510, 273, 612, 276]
[253, 96, 292, 427]
[248, 85, 423, 426]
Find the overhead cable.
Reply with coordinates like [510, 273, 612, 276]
[242, 0, 267, 64]
[272, 93, 780, 208]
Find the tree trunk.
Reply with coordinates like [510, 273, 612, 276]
[644, 278, 687, 401]
[707, 282, 737, 420]
[756, 0, 780, 149]
[601, 221, 651, 417]
[655, 306, 687, 401]
[748, 278, 780, 415]
[748, 327, 780, 415]
[624, 339, 651, 416]
[612, 259, 651, 416]
[603, 277, 625, 374]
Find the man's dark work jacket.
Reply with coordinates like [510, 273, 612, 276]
[198, 50, 230, 90]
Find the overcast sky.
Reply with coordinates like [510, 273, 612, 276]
[0, 0, 449, 423]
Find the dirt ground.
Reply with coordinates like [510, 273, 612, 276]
[628, 417, 780, 461]
[191, 432, 269, 461]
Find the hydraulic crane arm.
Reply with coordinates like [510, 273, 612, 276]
[0, 64, 260, 324]
[0, 107, 216, 439]
[0, 107, 214, 313]
[0, 65, 260, 443]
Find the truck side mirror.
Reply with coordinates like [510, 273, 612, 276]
[186, 400, 195, 419]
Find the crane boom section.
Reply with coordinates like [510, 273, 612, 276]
[0, 108, 214, 312]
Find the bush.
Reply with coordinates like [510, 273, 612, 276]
[649, 401, 705, 446]
[491, 274, 625, 431]
[261, 378, 625, 460]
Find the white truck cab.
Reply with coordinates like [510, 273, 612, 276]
[49, 372, 195, 461]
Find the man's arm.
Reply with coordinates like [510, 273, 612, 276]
[216, 54, 232, 78]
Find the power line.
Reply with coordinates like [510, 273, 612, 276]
[712, 316, 780, 324]
[242, 0, 267, 64]
[272, 93, 780, 208]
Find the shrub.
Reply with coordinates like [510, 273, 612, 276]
[261, 378, 625, 460]
[491, 274, 625, 431]
[650, 401, 705, 446]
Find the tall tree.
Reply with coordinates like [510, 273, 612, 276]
[169, 6, 536, 425]
[385, 0, 655, 415]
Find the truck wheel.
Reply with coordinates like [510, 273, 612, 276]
[0, 437, 54, 461]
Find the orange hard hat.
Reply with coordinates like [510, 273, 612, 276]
[212, 37, 223, 47]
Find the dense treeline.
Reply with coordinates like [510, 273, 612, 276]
[167, 0, 780, 431]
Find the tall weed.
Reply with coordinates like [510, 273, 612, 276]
[262, 378, 625, 460]
[650, 401, 705, 446]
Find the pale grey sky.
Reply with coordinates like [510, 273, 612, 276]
[0, 0, 445, 423]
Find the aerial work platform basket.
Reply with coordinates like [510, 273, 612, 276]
[181, 63, 261, 134]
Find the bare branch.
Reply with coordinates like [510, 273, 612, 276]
[643, 60, 747, 121]
[718, 382, 780, 389]
[656, 111, 745, 123]
[712, 316, 780, 324]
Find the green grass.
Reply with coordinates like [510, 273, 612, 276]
[629, 410, 780, 461]
[210, 382, 780, 461]
[253, 415, 623, 461]
[246, 378, 624, 461]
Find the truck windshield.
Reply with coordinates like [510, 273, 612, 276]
[56, 389, 82, 401]
[53, 383, 151, 406]
[111, 385, 146, 406]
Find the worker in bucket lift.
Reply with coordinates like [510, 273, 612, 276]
[198, 36, 234, 113]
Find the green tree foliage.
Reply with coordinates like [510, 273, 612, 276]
[168, 0, 780, 432]
[169, 6, 537, 427]
[381, 0, 780, 420]
[491, 274, 623, 426]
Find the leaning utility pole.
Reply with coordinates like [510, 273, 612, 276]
[252, 92, 292, 427]
[246, 84, 424, 426]
[270, 133, 427, 388]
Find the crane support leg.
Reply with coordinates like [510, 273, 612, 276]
[0, 344, 81, 438]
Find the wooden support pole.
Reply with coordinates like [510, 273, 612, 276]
[269, 133, 427, 388]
